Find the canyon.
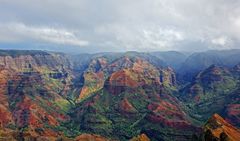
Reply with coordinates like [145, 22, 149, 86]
[0, 50, 239, 141]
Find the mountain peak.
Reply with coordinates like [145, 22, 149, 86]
[204, 64, 223, 73]
[196, 64, 230, 83]
[212, 113, 222, 119]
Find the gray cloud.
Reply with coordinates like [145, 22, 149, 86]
[0, 22, 89, 46]
[0, 0, 240, 52]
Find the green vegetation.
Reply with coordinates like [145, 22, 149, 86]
[1, 50, 240, 140]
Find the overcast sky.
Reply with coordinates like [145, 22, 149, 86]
[0, 0, 240, 53]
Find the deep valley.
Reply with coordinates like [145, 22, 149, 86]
[0, 50, 240, 141]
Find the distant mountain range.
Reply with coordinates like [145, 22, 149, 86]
[0, 49, 239, 141]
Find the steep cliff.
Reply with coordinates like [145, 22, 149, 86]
[0, 50, 75, 139]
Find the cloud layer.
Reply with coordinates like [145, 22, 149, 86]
[0, 0, 240, 52]
[0, 23, 88, 46]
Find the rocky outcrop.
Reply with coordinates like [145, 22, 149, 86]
[130, 134, 150, 141]
[78, 55, 176, 101]
[180, 65, 238, 102]
[5, 50, 240, 141]
[72, 56, 195, 141]
[224, 104, 240, 127]
[201, 114, 240, 141]
[0, 51, 75, 139]
[0, 53, 72, 71]
[75, 133, 112, 141]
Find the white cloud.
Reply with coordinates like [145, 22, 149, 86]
[141, 27, 184, 50]
[211, 36, 229, 46]
[96, 24, 185, 51]
[0, 0, 240, 52]
[0, 22, 89, 46]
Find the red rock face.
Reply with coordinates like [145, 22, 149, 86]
[188, 84, 203, 102]
[105, 68, 160, 95]
[0, 105, 13, 128]
[98, 57, 193, 132]
[159, 67, 177, 86]
[6, 73, 70, 138]
[146, 96, 194, 130]
[107, 56, 133, 73]
[75, 133, 111, 141]
[204, 114, 240, 141]
[78, 57, 109, 101]
[109, 70, 139, 88]
[79, 71, 105, 100]
[225, 104, 240, 126]
[0, 52, 183, 140]
[119, 98, 137, 114]
[130, 134, 150, 141]
[0, 70, 14, 128]
[13, 96, 63, 128]
[79, 56, 175, 99]
[104, 58, 169, 95]
[0, 53, 73, 139]
[0, 54, 71, 71]
[197, 65, 230, 83]
[182, 65, 237, 103]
